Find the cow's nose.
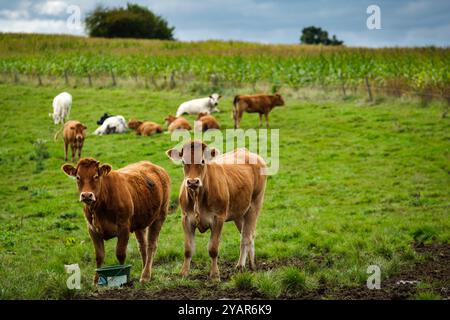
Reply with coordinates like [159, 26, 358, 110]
[186, 179, 201, 189]
[80, 192, 95, 203]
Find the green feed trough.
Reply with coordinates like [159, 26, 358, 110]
[96, 264, 132, 287]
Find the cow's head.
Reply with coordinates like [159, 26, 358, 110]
[166, 141, 218, 191]
[165, 115, 177, 125]
[274, 94, 285, 107]
[209, 93, 222, 107]
[70, 123, 87, 142]
[62, 158, 112, 205]
[197, 112, 208, 120]
[50, 113, 60, 125]
[128, 118, 143, 130]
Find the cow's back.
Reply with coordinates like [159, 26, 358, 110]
[116, 161, 170, 230]
[211, 149, 267, 218]
[237, 95, 273, 113]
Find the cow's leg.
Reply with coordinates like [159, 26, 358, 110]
[78, 145, 82, 160]
[116, 226, 130, 265]
[88, 228, 105, 285]
[259, 113, 263, 128]
[265, 113, 270, 128]
[236, 207, 258, 271]
[71, 145, 76, 162]
[135, 228, 148, 268]
[181, 214, 196, 278]
[64, 142, 68, 161]
[234, 217, 243, 233]
[208, 215, 225, 281]
[140, 214, 166, 283]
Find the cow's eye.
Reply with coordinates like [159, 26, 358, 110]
[93, 175, 99, 180]
[201, 159, 205, 165]
[76, 176, 80, 181]
[181, 159, 185, 165]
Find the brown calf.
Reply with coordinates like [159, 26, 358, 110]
[166, 141, 267, 281]
[233, 94, 285, 129]
[128, 119, 163, 136]
[62, 158, 170, 283]
[165, 115, 192, 133]
[195, 113, 220, 132]
[63, 120, 86, 162]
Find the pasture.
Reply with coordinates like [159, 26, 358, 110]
[0, 83, 449, 299]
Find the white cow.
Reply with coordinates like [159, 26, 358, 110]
[93, 115, 128, 135]
[49, 92, 72, 125]
[176, 93, 221, 117]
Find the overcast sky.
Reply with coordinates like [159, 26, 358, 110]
[0, 0, 449, 47]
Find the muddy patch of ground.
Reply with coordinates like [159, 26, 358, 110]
[83, 244, 449, 300]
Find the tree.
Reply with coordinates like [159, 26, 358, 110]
[85, 3, 175, 40]
[300, 26, 343, 45]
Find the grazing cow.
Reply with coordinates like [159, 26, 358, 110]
[93, 115, 127, 135]
[166, 141, 267, 281]
[61, 157, 170, 283]
[195, 112, 220, 132]
[233, 94, 285, 129]
[165, 115, 192, 133]
[97, 113, 113, 125]
[63, 120, 86, 162]
[128, 119, 163, 136]
[176, 93, 222, 117]
[49, 92, 72, 125]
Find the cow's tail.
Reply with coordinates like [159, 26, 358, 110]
[232, 95, 240, 119]
[53, 125, 64, 141]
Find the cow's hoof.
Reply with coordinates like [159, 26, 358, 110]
[235, 264, 245, 272]
[139, 276, 151, 284]
[210, 273, 221, 282]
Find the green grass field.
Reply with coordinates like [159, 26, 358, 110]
[0, 84, 449, 299]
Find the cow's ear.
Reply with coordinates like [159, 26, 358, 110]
[218, 95, 222, 99]
[99, 164, 112, 176]
[62, 164, 76, 177]
[166, 148, 182, 161]
[204, 147, 219, 162]
[209, 95, 212, 99]
[70, 126, 75, 130]
[82, 125, 87, 130]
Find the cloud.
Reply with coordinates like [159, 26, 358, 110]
[33, 1, 68, 16]
[0, 0, 448, 47]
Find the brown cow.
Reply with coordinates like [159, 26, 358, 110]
[63, 120, 86, 162]
[166, 141, 267, 281]
[195, 113, 220, 132]
[233, 94, 285, 129]
[165, 115, 192, 133]
[128, 119, 163, 136]
[61, 157, 170, 284]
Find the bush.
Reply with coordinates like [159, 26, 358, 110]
[85, 3, 174, 40]
[254, 272, 282, 299]
[279, 266, 307, 293]
[231, 272, 254, 290]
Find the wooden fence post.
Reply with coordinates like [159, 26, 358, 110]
[37, 73, 42, 86]
[64, 70, 69, 86]
[87, 73, 92, 87]
[111, 69, 116, 86]
[365, 76, 373, 102]
[339, 74, 346, 96]
[169, 70, 176, 89]
[14, 71, 19, 83]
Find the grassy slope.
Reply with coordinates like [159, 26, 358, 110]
[0, 84, 448, 299]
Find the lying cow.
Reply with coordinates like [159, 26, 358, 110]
[233, 93, 285, 128]
[63, 120, 86, 162]
[61, 157, 170, 283]
[97, 113, 113, 125]
[128, 119, 163, 136]
[166, 141, 267, 281]
[93, 115, 127, 135]
[49, 92, 72, 125]
[165, 115, 192, 133]
[195, 113, 220, 132]
[176, 93, 221, 117]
